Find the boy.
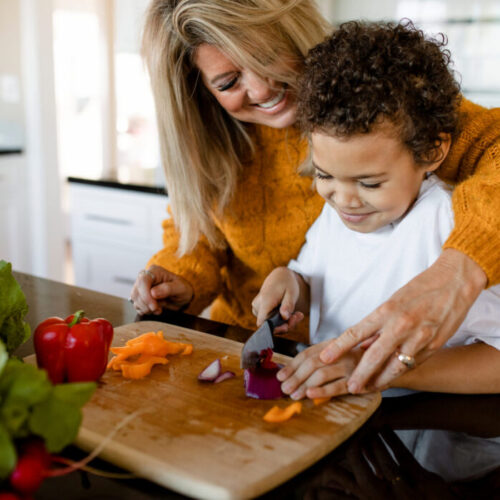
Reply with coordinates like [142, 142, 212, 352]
[252, 21, 500, 401]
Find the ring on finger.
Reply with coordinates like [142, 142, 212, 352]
[395, 351, 416, 369]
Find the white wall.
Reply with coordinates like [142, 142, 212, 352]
[0, 0, 24, 148]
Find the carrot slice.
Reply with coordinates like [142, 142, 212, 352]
[119, 356, 168, 379]
[107, 331, 193, 379]
[263, 402, 302, 423]
[312, 396, 331, 406]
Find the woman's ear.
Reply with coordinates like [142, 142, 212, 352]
[424, 133, 452, 173]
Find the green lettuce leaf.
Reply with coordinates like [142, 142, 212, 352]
[0, 261, 30, 354]
[0, 421, 16, 479]
[29, 382, 96, 453]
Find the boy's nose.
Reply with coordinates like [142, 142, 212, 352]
[332, 188, 363, 209]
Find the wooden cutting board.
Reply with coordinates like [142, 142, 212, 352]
[76, 321, 381, 499]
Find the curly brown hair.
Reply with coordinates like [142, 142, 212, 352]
[297, 20, 461, 164]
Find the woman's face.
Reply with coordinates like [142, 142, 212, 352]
[193, 44, 297, 128]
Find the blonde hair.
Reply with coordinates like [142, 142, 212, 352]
[142, 0, 330, 254]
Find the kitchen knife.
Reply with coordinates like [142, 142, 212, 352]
[241, 309, 286, 369]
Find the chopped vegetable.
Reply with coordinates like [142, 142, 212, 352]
[198, 359, 235, 384]
[34, 310, 113, 383]
[214, 371, 235, 384]
[312, 397, 331, 406]
[107, 331, 192, 379]
[244, 349, 284, 400]
[197, 359, 221, 382]
[263, 402, 302, 423]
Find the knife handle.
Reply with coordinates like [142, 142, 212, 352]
[266, 308, 287, 332]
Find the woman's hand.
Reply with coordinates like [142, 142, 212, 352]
[277, 341, 364, 400]
[130, 265, 194, 316]
[251, 267, 307, 334]
[320, 249, 487, 393]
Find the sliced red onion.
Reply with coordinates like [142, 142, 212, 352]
[198, 359, 221, 382]
[244, 365, 285, 399]
[214, 371, 236, 384]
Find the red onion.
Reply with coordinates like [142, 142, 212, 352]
[197, 359, 221, 382]
[214, 371, 235, 384]
[244, 349, 285, 399]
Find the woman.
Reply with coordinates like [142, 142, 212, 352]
[130, 0, 500, 393]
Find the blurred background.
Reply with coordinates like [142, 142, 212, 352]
[1, 0, 499, 298]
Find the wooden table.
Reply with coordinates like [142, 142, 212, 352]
[14, 272, 500, 499]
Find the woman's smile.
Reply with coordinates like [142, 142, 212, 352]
[194, 44, 297, 128]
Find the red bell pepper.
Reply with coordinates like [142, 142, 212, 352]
[34, 310, 113, 384]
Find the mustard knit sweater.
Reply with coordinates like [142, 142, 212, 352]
[149, 98, 500, 331]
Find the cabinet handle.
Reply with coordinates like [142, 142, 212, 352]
[84, 214, 132, 226]
[113, 276, 136, 285]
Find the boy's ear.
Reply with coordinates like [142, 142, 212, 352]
[424, 133, 452, 173]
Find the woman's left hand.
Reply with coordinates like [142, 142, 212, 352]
[319, 249, 487, 394]
[277, 341, 364, 400]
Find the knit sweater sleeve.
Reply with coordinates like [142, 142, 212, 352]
[147, 212, 227, 315]
[438, 98, 500, 286]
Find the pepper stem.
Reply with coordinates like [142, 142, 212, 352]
[68, 310, 85, 328]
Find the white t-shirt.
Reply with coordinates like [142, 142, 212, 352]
[288, 175, 500, 350]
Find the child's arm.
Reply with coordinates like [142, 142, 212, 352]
[278, 341, 500, 400]
[251, 267, 310, 332]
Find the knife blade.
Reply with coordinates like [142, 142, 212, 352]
[240, 309, 286, 369]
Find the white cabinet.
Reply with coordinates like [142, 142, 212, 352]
[69, 182, 169, 298]
[0, 154, 29, 270]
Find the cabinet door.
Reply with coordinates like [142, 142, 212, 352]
[0, 156, 28, 270]
[73, 240, 151, 298]
[69, 182, 169, 298]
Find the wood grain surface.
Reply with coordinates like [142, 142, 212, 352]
[75, 321, 381, 499]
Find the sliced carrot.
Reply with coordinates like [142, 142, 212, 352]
[107, 331, 193, 379]
[312, 396, 331, 406]
[119, 356, 168, 379]
[263, 402, 302, 423]
[181, 344, 193, 355]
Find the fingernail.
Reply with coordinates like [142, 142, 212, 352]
[348, 382, 359, 394]
[276, 370, 286, 382]
[281, 382, 292, 394]
[291, 390, 302, 400]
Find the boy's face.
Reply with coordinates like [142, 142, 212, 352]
[311, 124, 441, 233]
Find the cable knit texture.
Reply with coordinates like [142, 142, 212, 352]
[148, 98, 500, 331]
[149, 125, 324, 333]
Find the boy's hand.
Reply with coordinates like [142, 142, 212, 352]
[277, 341, 365, 400]
[251, 267, 305, 334]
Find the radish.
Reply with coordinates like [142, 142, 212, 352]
[9, 439, 51, 494]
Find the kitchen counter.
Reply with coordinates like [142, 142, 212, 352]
[67, 176, 167, 195]
[13, 272, 500, 499]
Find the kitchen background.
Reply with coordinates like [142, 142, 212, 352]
[1, 0, 499, 299]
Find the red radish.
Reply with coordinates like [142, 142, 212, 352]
[214, 371, 235, 383]
[9, 439, 51, 495]
[198, 359, 221, 381]
[9, 453, 46, 494]
[0, 494, 22, 500]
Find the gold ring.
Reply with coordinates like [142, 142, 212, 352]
[391, 475, 401, 484]
[396, 352, 416, 369]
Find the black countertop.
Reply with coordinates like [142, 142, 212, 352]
[13, 272, 500, 499]
[67, 176, 167, 196]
